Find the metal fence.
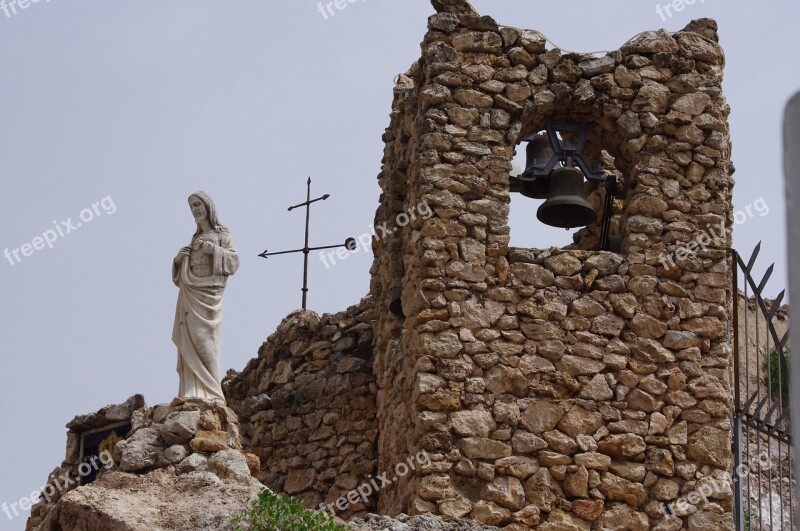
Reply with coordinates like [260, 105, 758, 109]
[732, 244, 795, 531]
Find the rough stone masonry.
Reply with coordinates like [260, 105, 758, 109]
[226, 0, 735, 529]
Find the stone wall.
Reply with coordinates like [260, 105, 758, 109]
[224, 1, 735, 528]
[23, 7, 741, 526]
[224, 298, 379, 520]
[367, 0, 735, 529]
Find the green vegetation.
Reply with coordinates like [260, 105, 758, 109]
[765, 347, 790, 406]
[232, 489, 349, 531]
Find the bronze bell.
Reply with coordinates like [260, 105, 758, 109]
[537, 167, 597, 229]
[518, 134, 554, 199]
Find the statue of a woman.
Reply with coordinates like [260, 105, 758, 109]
[172, 192, 239, 402]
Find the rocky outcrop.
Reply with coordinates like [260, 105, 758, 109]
[27, 394, 146, 530]
[33, 468, 261, 531]
[28, 397, 263, 531]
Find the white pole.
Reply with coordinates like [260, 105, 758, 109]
[784, 90, 800, 527]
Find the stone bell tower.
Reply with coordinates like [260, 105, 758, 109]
[370, 0, 734, 528]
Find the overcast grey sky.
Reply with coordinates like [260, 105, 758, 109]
[1, 1, 798, 528]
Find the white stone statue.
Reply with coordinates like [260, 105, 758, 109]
[172, 191, 239, 402]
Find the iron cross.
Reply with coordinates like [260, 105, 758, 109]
[259, 177, 356, 310]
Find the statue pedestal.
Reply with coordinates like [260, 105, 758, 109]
[27, 395, 264, 531]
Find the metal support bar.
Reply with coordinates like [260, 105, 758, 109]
[734, 415, 745, 530]
[732, 241, 796, 530]
[518, 122, 604, 183]
[259, 177, 356, 310]
[784, 91, 800, 530]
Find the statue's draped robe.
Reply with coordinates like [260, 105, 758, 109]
[172, 232, 239, 401]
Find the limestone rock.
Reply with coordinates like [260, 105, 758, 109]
[594, 503, 650, 530]
[177, 453, 208, 474]
[591, 314, 626, 337]
[622, 30, 679, 54]
[439, 497, 473, 518]
[579, 56, 616, 77]
[116, 427, 162, 472]
[495, 456, 539, 479]
[672, 93, 712, 116]
[451, 410, 496, 437]
[165, 444, 188, 464]
[557, 355, 605, 377]
[482, 476, 525, 511]
[687, 508, 734, 530]
[557, 406, 604, 438]
[597, 433, 647, 459]
[599, 472, 648, 507]
[630, 313, 668, 339]
[472, 500, 511, 526]
[485, 365, 528, 398]
[579, 374, 614, 400]
[677, 32, 724, 64]
[511, 504, 541, 526]
[538, 509, 591, 530]
[520, 401, 570, 434]
[631, 338, 675, 363]
[575, 452, 611, 470]
[190, 430, 229, 453]
[564, 466, 589, 497]
[351, 513, 500, 530]
[33, 469, 261, 531]
[65, 395, 146, 432]
[687, 426, 731, 468]
[511, 263, 555, 288]
[511, 430, 548, 453]
[160, 411, 201, 446]
[627, 389, 663, 412]
[208, 449, 252, 485]
[524, 468, 559, 512]
[284, 467, 316, 494]
[460, 438, 512, 459]
[544, 254, 582, 276]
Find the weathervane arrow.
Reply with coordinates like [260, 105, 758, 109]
[259, 177, 356, 310]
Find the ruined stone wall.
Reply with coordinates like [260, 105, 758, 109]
[222, 1, 735, 528]
[369, 54, 430, 516]
[368, 1, 735, 529]
[224, 298, 378, 519]
[22, 1, 742, 528]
